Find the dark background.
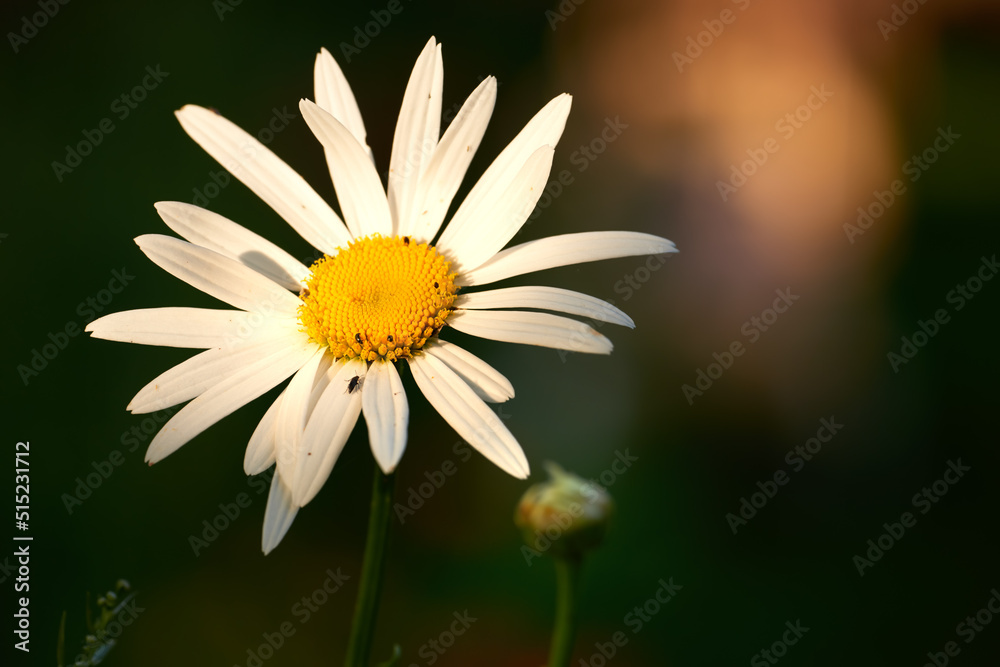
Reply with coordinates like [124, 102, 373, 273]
[3, 0, 1000, 665]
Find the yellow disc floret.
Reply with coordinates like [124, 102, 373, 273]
[298, 235, 457, 362]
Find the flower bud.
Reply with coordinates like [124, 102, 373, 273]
[514, 462, 613, 559]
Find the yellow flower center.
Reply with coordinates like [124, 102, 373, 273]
[298, 235, 457, 362]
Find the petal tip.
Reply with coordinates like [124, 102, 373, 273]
[376, 459, 398, 476]
[133, 234, 156, 248]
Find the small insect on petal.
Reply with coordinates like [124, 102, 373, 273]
[347, 375, 364, 394]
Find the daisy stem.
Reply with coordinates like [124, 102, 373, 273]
[548, 554, 583, 667]
[344, 466, 396, 667]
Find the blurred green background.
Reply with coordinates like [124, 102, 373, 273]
[3, 0, 1000, 665]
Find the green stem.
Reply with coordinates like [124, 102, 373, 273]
[548, 555, 583, 667]
[344, 466, 396, 667]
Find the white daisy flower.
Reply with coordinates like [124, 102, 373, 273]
[86, 37, 677, 554]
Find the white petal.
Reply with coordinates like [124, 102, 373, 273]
[292, 359, 367, 506]
[86, 307, 266, 349]
[136, 235, 303, 314]
[436, 145, 554, 272]
[455, 286, 634, 328]
[128, 327, 303, 414]
[251, 350, 336, 476]
[154, 202, 309, 290]
[300, 100, 392, 238]
[409, 354, 528, 478]
[144, 338, 320, 464]
[274, 347, 328, 474]
[303, 352, 336, 418]
[424, 340, 514, 403]
[175, 104, 350, 254]
[402, 76, 497, 242]
[262, 470, 299, 555]
[387, 37, 443, 235]
[437, 94, 570, 248]
[437, 146, 553, 273]
[314, 47, 371, 159]
[447, 309, 612, 355]
[245, 389, 284, 475]
[458, 232, 678, 286]
[361, 361, 409, 474]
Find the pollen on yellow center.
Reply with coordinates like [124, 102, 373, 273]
[298, 235, 457, 362]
